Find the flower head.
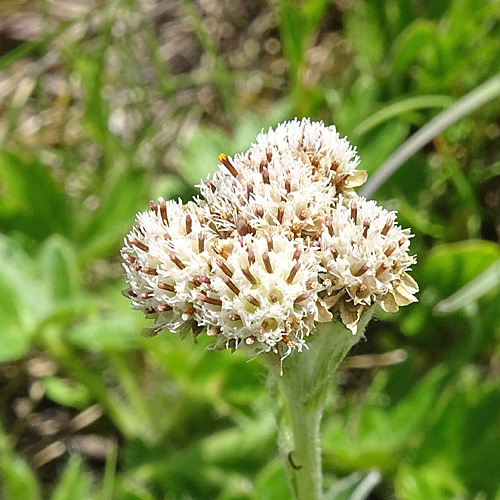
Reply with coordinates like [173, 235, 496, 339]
[122, 118, 418, 357]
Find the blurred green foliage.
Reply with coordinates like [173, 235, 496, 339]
[0, 0, 499, 499]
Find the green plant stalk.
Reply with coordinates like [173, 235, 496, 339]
[263, 309, 374, 500]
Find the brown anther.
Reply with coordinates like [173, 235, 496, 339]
[285, 179, 291, 193]
[282, 335, 294, 346]
[127, 290, 137, 298]
[185, 213, 192, 234]
[262, 168, 270, 184]
[277, 204, 285, 224]
[381, 219, 393, 236]
[130, 238, 149, 252]
[198, 292, 222, 307]
[246, 183, 254, 199]
[306, 283, 313, 290]
[158, 304, 173, 312]
[198, 233, 205, 253]
[384, 242, 397, 257]
[299, 209, 307, 221]
[331, 160, 340, 171]
[223, 275, 240, 295]
[259, 159, 267, 172]
[363, 220, 370, 237]
[351, 204, 358, 223]
[133, 263, 142, 271]
[217, 258, 233, 278]
[330, 246, 338, 259]
[242, 267, 257, 285]
[140, 292, 150, 300]
[262, 252, 273, 273]
[199, 275, 211, 284]
[188, 277, 201, 287]
[159, 199, 168, 224]
[184, 306, 196, 317]
[255, 206, 264, 218]
[286, 261, 301, 284]
[294, 292, 310, 304]
[169, 252, 185, 270]
[292, 248, 302, 261]
[246, 294, 260, 307]
[150, 200, 158, 214]
[269, 291, 278, 303]
[228, 314, 241, 321]
[375, 264, 386, 277]
[266, 150, 272, 162]
[354, 263, 369, 277]
[158, 282, 175, 292]
[325, 216, 334, 236]
[218, 153, 239, 177]
[123, 254, 136, 264]
[205, 179, 216, 193]
[219, 246, 230, 260]
[266, 235, 274, 251]
[244, 251, 254, 268]
[142, 267, 158, 276]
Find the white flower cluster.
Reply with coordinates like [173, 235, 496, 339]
[122, 118, 418, 356]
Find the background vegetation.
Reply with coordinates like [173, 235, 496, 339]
[1, 0, 499, 499]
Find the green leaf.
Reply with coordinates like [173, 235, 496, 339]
[0, 325, 32, 363]
[78, 168, 147, 265]
[355, 121, 410, 177]
[67, 315, 143, 352]
[423, 240, 500, 301]
[0, 151, 69, 240]
[395, 463, 465, 500]
[38, 235, 80, 304]
[324, 470, 381, 500]
[0, 236, 41, 360]
[253, 459, 290, 500]
[0, 424, 41, 500]
[386, 367, 448, 444]
[178, 127, 229, 186]
[435, 257, 500, 313]
[353, 95, 453, 137]
[97, 441, 118, 500]
[50, 456, 90, 500]
[392, 21, 436, 73]
[42, 376, 91, 409]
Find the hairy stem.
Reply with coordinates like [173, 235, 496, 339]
[263, 310, 374, 500]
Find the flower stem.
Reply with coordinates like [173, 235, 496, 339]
[263, 310, 374, 500]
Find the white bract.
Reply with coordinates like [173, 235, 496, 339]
[122, 118, 418, 356]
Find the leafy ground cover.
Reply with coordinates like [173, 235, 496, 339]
[0, 0, 500, 499]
